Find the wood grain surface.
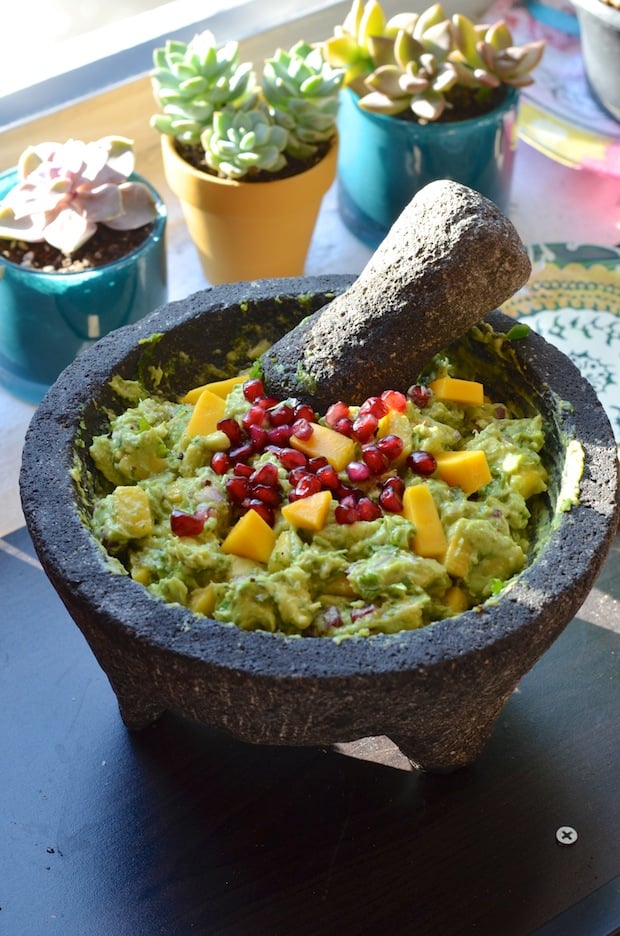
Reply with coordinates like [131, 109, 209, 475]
[1, 526, 619, 935]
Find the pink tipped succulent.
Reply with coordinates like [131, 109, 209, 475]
[0, 136, 159, 255]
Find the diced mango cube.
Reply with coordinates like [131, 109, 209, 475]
[377, 409, 412, 460]
[429, 376, 484, 406]
[221, 508, 277, 563]
[131, 565, 152, 586]
[402, 483, 447, 558]
[182, 374, 248, 404]
[435, 450, 492, 495]
[184, 389, 227, 438]
[444, 585, 469, 613]
[189, 583, 217, 616]
[281, 490, 333, 531]
[229, 556, 262, 578]
[290, 422, 356, 472]
[112, 486, 153, 539]
[443, 519, 473, 578]
[510, 467, 547, 500]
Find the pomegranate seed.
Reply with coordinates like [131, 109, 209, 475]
[346, 460, 371, 483]
[252, 485, 282, 507]
[325, 401, 350, 426]
[211, 451, 230, 475]
[170, 510, 205, 537]
[376, 434, 404, 462]
[257, 395, 280, 410]
[352, 412, 378, 443]
[233, 462, 253, 477]
[381, 389, 407, 412]
[278, 447, 308, 470]
[315, 464, 340, 490]
[226, 476, 251, 503]
[266, 425, 293, 447]
[406, 451, 437, 476]
[382, 476, 405, 497]
[267, 402, 294, 426]
[217, 417, 243, 446]
[351, 604, 375, 621]
[379, 486, 403, 513]
[288, 466, 312, 486]
[242, 405, 266, 430]
[361, 444, 390, 475]
[407, 384, 432, 408]
[294, 402, 316, 422]
[294, 474, 322, 498]
[248, 424, 268, 449]
[291, 418, 314, 440]
[243, 378, 265, 402]
[244, 500, 275, 527]
[307, 455, 329, 472]
[336, 485, 360, 503]
[359, 396, 389, 419]
[335, 503, 359, 524]
[495, 405, 507, 419]
[229, 443, 255, 463]
[357, 497, 382, 521]
[251, 462, 280, 487]
[339, 491, 361, 508]
[333, 416, 355, 437]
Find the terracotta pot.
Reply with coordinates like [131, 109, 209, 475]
[572, 0, 620, 122]
[160, 135, 337, 284]
[0, 170, 167, 404]
[19, 277, 620, 773]
[336, 87, 519, 247]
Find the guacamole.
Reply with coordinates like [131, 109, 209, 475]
[88, 363, 548, 641]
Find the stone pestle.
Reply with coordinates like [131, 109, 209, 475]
[260, 180, 531, 411]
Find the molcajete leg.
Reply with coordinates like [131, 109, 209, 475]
[391, 695, 509, 772]
[70, 612, 167, 729]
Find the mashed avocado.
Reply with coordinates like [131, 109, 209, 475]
[88, 361, 549, 641]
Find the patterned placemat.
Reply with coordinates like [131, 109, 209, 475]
[501, 242, 620, 441]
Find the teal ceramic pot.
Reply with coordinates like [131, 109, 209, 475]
[337, 87, 519, 247]
[0, 169, 167, 404]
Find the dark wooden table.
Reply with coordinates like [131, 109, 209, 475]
[2, 525, 619, 936]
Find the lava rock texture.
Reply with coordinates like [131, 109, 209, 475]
[260, 180, 531, 410]
[19, 274, 619, 772]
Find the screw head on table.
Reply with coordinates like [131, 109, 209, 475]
[556, 826, 578, 846]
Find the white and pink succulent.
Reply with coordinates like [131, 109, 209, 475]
[0, 136, 159, 255]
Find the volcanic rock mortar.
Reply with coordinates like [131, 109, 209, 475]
[19, 272, 619, 771]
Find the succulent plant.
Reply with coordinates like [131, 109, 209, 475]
[150, 30, 254, 144]
[201, 102, 289, 180]
[151, 30, 342, 180]
[0, 136, 159, 256]
[323, 1, 545, 123]
[262, 40, 343, 160]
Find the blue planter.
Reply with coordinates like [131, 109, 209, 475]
[0, 169, 167, 403]
[337, 86, 519, 247]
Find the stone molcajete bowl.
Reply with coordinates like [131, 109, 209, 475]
[20, 276, 619, 772]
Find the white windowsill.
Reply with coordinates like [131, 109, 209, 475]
[0, 0, 488, 131]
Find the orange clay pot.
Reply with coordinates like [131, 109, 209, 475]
[160, 134, 337, 284]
